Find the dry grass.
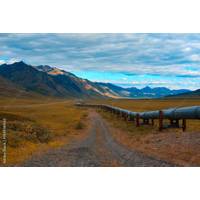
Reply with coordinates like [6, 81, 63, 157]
[89, 98, 200, 111]
[0, 98, 89, 166]
[0, 97, 199, 166]
[75, 121, 85, 130]
[94, 99, 200, 166]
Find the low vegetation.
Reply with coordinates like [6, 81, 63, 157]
[94, 99, 200, 166]
[0, 98, 89, 166]
[90, 98, 200, 111]
[0, 97, 199, 166]
[75, 121, 85, 130]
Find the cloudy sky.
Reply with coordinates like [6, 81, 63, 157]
[0, 33, 200, 90]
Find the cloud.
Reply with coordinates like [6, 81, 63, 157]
[7, 58, 21, 64]
[0, 59, 5, 65]
[190, 54, 200, 61]
[182, 47, 192, 52]
[0, 33, 200, 89]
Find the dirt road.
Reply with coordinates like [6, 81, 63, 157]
[21, 111, 173, 167]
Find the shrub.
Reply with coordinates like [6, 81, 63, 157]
[35, 126, 52, 143]
[7, 132, 23, 148]
[82, 112, 88, 119]
[7, 121, 25, 131]
[24, 124, 52, 143]
[75, 121, 84, 130]
[7, 121, 52, 144]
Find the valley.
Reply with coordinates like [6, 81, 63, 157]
[0, 97, 199, 166]
[0, 61, 199, 166]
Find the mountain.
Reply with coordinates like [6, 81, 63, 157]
[0, 61, 191, 99]
[95, 82, 131, 97]
[137, 86, 190, 98]
[0, 75, 40, 97]
[165, 89, 200, 99]
[0, 61, 69, 97]
[34, 64, 120, 98]
[0, 61, 114, 98]
[97, 83, 190, 98]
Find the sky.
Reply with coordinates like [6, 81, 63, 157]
[0, 33, 200, 90]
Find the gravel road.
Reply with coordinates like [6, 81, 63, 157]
[21, 111, 174, 167]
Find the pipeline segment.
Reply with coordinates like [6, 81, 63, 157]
[76, 103, 200, 120]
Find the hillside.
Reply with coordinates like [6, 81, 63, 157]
[0, 61, 114, 99]
[0, 61, 192, 99]
[0, 75, 38, 97]
[34, 64, 118, 98]
[166, 89, 200, 99]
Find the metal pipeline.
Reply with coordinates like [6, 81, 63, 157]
[76, 103, 200, 120]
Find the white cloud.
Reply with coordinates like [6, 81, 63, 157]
[7, 58, 20, 64]
[182, 47, 191, 52]
[0, 60, 5, 65]
[190, 54, 200, 61]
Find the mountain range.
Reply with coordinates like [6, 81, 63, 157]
[0, 61, 196, 99]
[165, 89, 200, 99]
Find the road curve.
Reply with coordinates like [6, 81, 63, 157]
[21, 111, 174, 167]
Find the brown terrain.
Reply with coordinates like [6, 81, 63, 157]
[0, 98, 199, 167]
[99, 111, 200, 167]
[20, 111, 173, 167]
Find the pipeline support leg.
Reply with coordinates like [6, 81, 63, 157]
[182, 119, 186, 132]
[159, 110, 163, 131]
[136, 114, 140, 127]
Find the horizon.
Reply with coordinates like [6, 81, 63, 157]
[0, 33, 200, 90]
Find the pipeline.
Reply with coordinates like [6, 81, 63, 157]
[76, 103, 200, 131]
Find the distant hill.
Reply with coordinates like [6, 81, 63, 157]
[96, 83, 190, 98]
[165, 89, 200, 99]
[0, 61, 192, 99]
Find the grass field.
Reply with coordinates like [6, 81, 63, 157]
[0, 97, 88, 166]
[90, 98, 200, 166]
[0, 97, 199, 166]
[89, 98, 200, 111]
